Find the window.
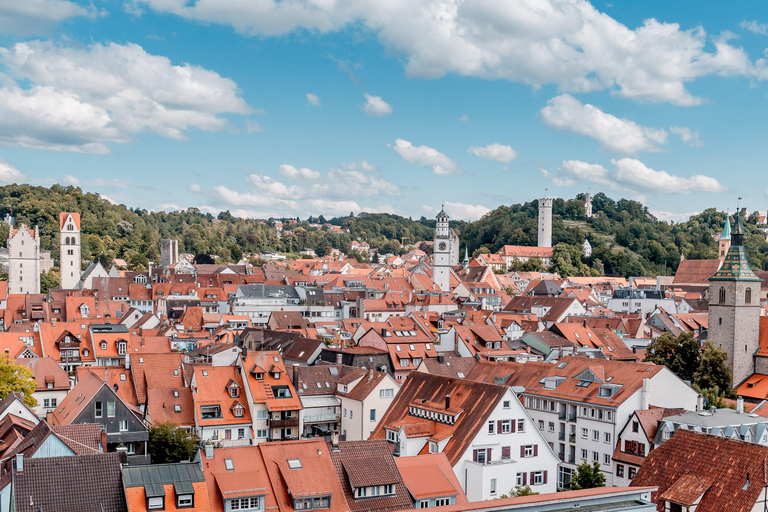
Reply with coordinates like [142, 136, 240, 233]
[174, 405, 181, 413]
[593, 430, 599, 441]
[224, 458, 235, 471]
[517, 419, 525, 432]
[617, 464, 624, 477]
[434, 498, 449, 507]
[119, 420, 128, 431]
[379, 388, 394, 398]
[533, 471, 544, 485]
[429, 441, 438, 454]
[747, 288, 753, 304]
[719, 287, 725, 303]
[148, 497, 164, 510]
[257, 410, 268, 420]
[107, 401, 116, 418]
[349, 410, 353, 419]
[516, 472, 524, 486]
[581, 449, 588, 460]
[95, 401, 103, 418]
[538, 420, 544, 430]
[230, 497, 261, 510]
[604, 453, 611, 464]
[234, 407, 244, 418]
[488, 421, 495, 434]
[474, 448, 488, 464]
[592, 451, 599, 462]
[238, 428, 245, 439]
[100, 341, 107, 351]
[605, 432, 611, 443]
[582, 428, 589, 438]
[370, 409, 376, 421]
[628, 467, 636, 479]
[386, 430, 398, 442]
[501, 419, 512, 433]
[503, 400, 511, 409]
[523, 445, 535, 457]
[230, 386, 240, 398]
[490, 478, 497, 495]
[177, 494, 193, 508]
[257, 429, 268, 438]
[632, 421, 639, 433]
[548, 422, 555, 432]
[287, 459, 303, 469]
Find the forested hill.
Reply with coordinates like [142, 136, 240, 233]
[1, 184, 765, 278]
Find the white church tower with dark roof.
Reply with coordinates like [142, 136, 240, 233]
[59, 212, 82, 290]
[433, 206, 459, 292]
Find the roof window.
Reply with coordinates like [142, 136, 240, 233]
[287, 459, 302, 469]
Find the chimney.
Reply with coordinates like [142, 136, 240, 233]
[438, 353, 445, 365]
[445, 394, 451, 410]
[656, 276, 661, 291]
[641, 377, 650, 410]
[15, 453, 23, 472]
[336, 352, 343, 365]
[124, 353, 131, 370]
[331, 430, 340, 450]
[101, 431, 107, 452]
[696, 394, 704, 412]
[382, 328, 388, 337]
[293, 364, 300, 391]
[205, 444, 214, 459]
[738, 396, 745, 414]
[368, 368, 374, 381]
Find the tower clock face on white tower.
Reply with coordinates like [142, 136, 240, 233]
[438, 242, 447, 251]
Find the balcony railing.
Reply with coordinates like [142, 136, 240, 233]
[568, 413, 577, 422]
[558, 452, 565, 461]
[569, 434, 576, 443]
[303, 413, 340, 424]
[558, 412, 566, 420]
[558, 432, 565, 440]
[269, 418, 299, 428]
[567, 455, 576, 464]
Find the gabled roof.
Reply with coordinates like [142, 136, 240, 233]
[632, 430, 768, 512]
[49, 371, 107, 425]
[370, 372, 507, 465]
[395, 452, 467, 503]
[673, 259, 721, 285]
[59, 212, 81, 231]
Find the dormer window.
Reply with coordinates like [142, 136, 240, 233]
[273, 371, 280, 379]
[254, 372, 264, 380]
[100, 341, 107, 351]
[229, 385, 240, 398]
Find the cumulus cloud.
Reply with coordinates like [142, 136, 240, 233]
[155, 203, 180, 211]
[544, 158, 726, 195]
[362, 93, 392, 116]
[133, 0, 768, 105]
[0, 0, 93, 35]
[188, 183, 202, 193]
[468, 143, 519, 163]
[389, 139, 461, 175]
[742, 20, 768, 35]
[540, 94, 668, 154]
[670, 126, 703, 147]
[60, 174, 80, 186]
[0, 161, 27, 184]
[278, 164, 321, 181]
[650, 210, 699, 222]
[207, 160, 399, 217]
[422, 202, 491, 221]
[306, 93, 321, 107]
[0, 41, 251, 153]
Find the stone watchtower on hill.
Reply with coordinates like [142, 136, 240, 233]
[538, 197, 553, 248]
[708, 214, 762, 388]
[433, 207, 452, 292]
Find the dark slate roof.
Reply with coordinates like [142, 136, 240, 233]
[123, 462, 205, 488]
[238, 284, 300, 299]
[14, 453, 127, 512]
[328, 440, 414, 512]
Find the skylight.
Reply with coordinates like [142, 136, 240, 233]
[287, 459, 302, 469]
[329, 367, 339, 376]
[225, 459, 234, 471]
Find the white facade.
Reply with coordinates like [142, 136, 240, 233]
[433, 209, 452, 292]
[60, 213, 81, 290]
[538, 197, 553, 249]
[338, 373, 400, 441]
[7, 225, 40, 295]
[387, 388, 558, 502]
[32, 388, 69, 418]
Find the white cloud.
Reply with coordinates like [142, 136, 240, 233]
[246, 119, 265, 133]
[0, 0, 92, 35]
[458, 115, 470, 122]
[650, 210, 699, 222]
[247, 174, 302, 199]
[155, 203, 180, 211]
[422, 202, 491, 221]
[0, 41, 251, 153]
[545, 158, 726, 194]
[362, 93, 392, 116]
[540, 94, 668, 154]
[188, 183, 202, 193]
[60, 174, 80, 186]
[468, 143, 519, 163]
[0, 161, 27, 184]
[306, 93, 321, 107]
[742, 20, 768, 35]
[134, 0, 768, 106]
[670, 126, 703, 147]
[311, 163, 400, 198]
[278, 164, 321, 181]
[389, 139, 461, 175]
[88, 178, 132, 188]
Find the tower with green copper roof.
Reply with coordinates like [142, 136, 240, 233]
[718, 215, 731, 263]
[708, 213, 762, 388]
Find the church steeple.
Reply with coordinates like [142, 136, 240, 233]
[710, 214, 759, 282]
[718, 215, 733, 264]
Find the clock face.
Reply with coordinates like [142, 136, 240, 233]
[438, 242, 447, 251]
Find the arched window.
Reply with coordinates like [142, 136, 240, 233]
[746, 288, 752, 304]
[64, 237, 70, 245]
[719, 287, 726, 303]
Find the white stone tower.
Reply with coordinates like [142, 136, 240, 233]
[8, 224, 40, 294]
[161, 239, 179, 267]
[59, 212, 81, 289]
[433, 206, 452, 292]
[584, 193, 593, 218]
[708, 214, 762, 388]
[538, 197, 553, 248]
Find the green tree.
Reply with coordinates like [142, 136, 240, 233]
[0, 356, 37, 407]
[694, 340, 732, 391]
[498, 485, 539, 498]
[644, 332, 701, 382]
[570, 460, 605, 490]
[40, 268, 60, 294]
[552, 243, 579, 277]
[148, 422, 198, 464]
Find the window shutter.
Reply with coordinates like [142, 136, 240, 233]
[487, 448, 492, 461]
[502, 446, 510, 459]
[534, 445, 538, 456]
[529, 472, 535, 485]
[520, 446, 525, 458]
[511, 420, 516, 433]
[473, 449, 478, 462]
[543, 471, 548, 484]
[497, 420, 503, 432]
[522, 472, 527, 486]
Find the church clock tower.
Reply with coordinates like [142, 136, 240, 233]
[708, 214, 762, 388]
[434, 206, 451, 292]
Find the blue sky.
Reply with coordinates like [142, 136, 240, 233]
[2, 1, 768, 221]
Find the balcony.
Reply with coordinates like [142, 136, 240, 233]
[567, 455, 576, 464]
[558, 432, 565, 441]
[558, 452, 565, 461]
[569, 434, 576, 443]
[269, 418, 299, 428]
[303, 413, 340, 424]
[558, 411, 567, 420]
[568, 413, 577, 422]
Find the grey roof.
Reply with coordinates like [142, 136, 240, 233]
[90, 323, 130, 334]
[14, 453, 127, 512]
[665, 408, 768, 428]
[237, 284, 300, 299]
[123, 462, 205, 488]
